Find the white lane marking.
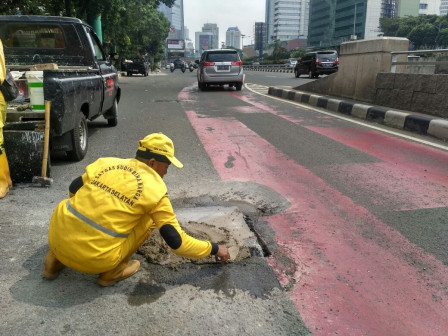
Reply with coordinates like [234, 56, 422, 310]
[244, 83, 448, 152]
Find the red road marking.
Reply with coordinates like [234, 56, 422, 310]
[180, 89, 448, 335]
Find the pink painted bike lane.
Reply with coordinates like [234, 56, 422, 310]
[180, 88, 448, 335]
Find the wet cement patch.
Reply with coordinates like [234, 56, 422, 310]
[140, 257, 283, 300]
[139, 206, 263, 265]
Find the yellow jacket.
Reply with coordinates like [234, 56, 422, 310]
[1, 39, 7, 146]
[49, 157, 214, 273]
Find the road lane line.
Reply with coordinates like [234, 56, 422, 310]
[245, 83, 448, 152]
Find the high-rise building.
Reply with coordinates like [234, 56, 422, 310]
[396, 0, 418, 16]
[265, 0, 310, 43]
[418, 0, 442, 15]
[195, 32, 214, 55]
[254, 22, 267, 58]
[226, 27, 241, 49]
[441, 0, 448, 15]
[202, 23, 219, 49]
[308, 0, 398, 48]
[159, 0, 184, 40]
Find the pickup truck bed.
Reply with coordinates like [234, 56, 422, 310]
[1, 15, 121, 182]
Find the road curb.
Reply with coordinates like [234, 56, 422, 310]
[268, 87, 448, 141]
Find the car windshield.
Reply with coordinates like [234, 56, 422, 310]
[206, 52, 239, 62]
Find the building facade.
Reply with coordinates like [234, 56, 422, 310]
[441, 0, 448, 14]
[226, 27, 241, 49]
[265, 0, 310, 43]
[308, 0, 397, 48]
[195, 32, 214, 55]
[254, 22, 267, 58]
[159, 0, 184, 40]
[201, 23, 219, 49]
[418, 0, 442, 15]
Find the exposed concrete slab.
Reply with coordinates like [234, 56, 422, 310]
[139, 206, 263, 266]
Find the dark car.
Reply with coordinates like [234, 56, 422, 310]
[170, 59, 186, 72]
[294, 50, 339, 79]
[127, 58, 150, 76]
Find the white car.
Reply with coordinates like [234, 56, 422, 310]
[286, 58, 297, 68]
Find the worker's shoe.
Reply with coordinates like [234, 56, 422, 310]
[43, 251, 66, 280]
[0, 150, 12, 199]
[97, 259, 140, 287]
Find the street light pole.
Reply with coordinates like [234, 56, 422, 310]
[352, 2, 357, 40]
[241, 34, 245, 49]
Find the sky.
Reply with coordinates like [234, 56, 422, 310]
[183, 0, 266, 47]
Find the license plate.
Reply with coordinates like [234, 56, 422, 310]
[323, 63, 332, 67]
[217, 65, 229, 70]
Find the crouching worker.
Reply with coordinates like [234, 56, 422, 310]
[43, 132, 230, 286]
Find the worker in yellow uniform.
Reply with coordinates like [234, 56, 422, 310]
[43, 132, 230, 286]
[0, 38, 13, 199]
[0, 40, 12, 198]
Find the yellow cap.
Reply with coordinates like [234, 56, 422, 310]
[138, 133, 183, 168]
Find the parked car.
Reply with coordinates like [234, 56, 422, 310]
[196, 49, 244, 91]
[127, 58, 150, 76]
[294, 50, 339, 78]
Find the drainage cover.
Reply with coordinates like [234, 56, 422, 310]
[138, 206, 266, 265]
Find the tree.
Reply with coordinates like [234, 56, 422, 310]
[436, 28, 448, 48]
[291, 49, 307, 59]
[1, 0, 174, 66]
[408, 23, 438, 49]
[269, 39, 289, 62]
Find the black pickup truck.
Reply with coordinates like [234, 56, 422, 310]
[1, 15, 120, 172]
[126, 57, 150, 76]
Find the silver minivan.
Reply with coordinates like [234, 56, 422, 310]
[196, 49, 244, 91]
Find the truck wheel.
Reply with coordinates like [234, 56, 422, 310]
[198, 81, 204, 91]
[106, 99, 118, 127]
[67, 112, 88, 161]
[295, 70, 300, 78]
[308, 69, 314, 79]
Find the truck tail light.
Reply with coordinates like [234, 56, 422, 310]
[203, 61, 215, 66]
[333, 56, 339, 65]
[315, 57, 323, 66]
[231, 61, 243, 66]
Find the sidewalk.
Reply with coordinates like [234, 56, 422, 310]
[268, 86, 448, 142]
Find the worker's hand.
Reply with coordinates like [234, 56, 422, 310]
[215, 245, 230, 263]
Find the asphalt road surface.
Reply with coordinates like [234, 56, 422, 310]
[1, 69, 448, 336]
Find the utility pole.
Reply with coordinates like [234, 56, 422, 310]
[351, 2, 357, 41]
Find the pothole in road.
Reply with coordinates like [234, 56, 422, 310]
[138, 204, 272, 266]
